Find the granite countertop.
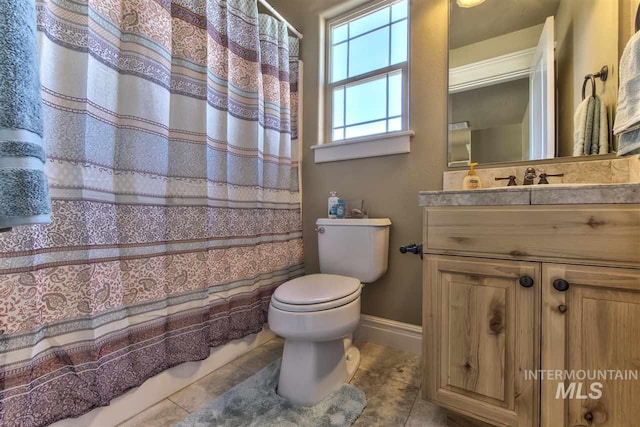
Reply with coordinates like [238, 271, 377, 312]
[418, 183, 640, 206]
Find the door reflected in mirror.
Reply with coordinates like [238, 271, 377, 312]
[447, 0, 632, 167]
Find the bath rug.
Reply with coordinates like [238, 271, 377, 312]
[173, 359, 366, 427]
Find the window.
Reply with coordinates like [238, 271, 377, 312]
[327, 0, 409, 143]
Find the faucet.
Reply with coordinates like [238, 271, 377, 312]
[495, 175, 517, 186]
[538, 172, 565, 184]
[523, 167, 537, 185]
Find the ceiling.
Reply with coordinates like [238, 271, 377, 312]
[450, 78, 530, 131]
[449, 0, 561, 49]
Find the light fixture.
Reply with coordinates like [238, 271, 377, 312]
[456, 0, 486, 8]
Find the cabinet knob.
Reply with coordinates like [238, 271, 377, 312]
[584, 411, 594, 423]
[558, 304, 567, 313]
[519, 276, 534, 288]
[553, 279, 570, 292]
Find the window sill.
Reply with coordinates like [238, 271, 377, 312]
[310, 130, 415, 163]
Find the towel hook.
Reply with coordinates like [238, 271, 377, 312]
[581, 66, 608, 100]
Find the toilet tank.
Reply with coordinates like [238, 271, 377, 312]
[316, 218, 391, 283]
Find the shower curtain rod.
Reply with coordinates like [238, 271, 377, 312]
[258, 0, 303, 40]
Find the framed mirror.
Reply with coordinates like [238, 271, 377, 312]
[447, 0, 628, 167]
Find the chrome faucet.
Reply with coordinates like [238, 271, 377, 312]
[523, 167, 537, 185]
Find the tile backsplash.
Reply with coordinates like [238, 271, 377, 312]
[443, 155, 640, 190]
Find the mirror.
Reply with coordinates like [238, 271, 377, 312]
[447, 0, 625, 167]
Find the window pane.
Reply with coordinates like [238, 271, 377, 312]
[327, 2, 410, 143]
[388, 72, 402, 117]
[388, 117, 402, 131]
[333, 24, 348, 44]
[332, 43, 348, 82]
[349, 7, 389, 38]
[345, 75, 387, 126]
[345, 120, 387, 139]
[333, 87, 345, 128]
[349, 27, 389, 78]
[391, 21, 407, 65]
[391, 0, 408, 21]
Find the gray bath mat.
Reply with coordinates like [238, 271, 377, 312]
[173, 359, 367, 427]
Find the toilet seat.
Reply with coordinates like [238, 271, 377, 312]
[272, 274, 361, 312]
[271, 287, 361, 312]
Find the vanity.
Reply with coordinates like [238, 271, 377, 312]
[419, 162, 640, 427]
[426, 0, 640, 423]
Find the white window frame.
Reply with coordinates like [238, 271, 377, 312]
[312, 0, 414, 163]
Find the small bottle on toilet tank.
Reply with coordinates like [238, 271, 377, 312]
[335, 198, 346, 219]
[328, 192, 339, 218]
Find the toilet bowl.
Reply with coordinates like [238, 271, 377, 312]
[268, 274, 362, 405]
[268, 218, 391, 406]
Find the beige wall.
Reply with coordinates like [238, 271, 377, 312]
[267, 0, 448, 325]
[556, 0, 620, 157]
[449, 78, 530, 133]
[449, 78, 529, 165]
[620, 0, 640, 56]
[471, 124, 524, 164]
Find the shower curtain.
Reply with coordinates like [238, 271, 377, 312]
[0, 0, 303, 425]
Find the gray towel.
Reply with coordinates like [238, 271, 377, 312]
[0, 0, 52, 231]
[573, 96, 609, 156]
[583, 97, 596, 155]
[615, 31, 640, 156]
[590, 97, 601, 155]
[619, 128, 640, 155]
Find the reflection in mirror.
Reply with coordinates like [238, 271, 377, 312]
[447, 0, 635, 167]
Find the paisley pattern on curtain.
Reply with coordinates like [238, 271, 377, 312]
[0, 0, 303, 425]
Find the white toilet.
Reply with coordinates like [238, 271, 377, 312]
[268, 218, 391, 406]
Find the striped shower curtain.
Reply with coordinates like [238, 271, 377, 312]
[0, 0, 303, 425]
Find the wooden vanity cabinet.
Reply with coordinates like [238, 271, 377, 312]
[422, 205, 640, 427]
[542, 264, 640, 427]
[423, 256, 539, 427]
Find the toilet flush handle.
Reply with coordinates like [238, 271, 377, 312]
[399, 243, 423, 260]
[315, 226, 325, 233]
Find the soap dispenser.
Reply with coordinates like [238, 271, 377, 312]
[328, 192, 339, 218]
[462, 162, 482, 190]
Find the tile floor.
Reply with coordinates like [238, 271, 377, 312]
[117, 337, 448, 427]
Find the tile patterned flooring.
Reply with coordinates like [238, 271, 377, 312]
[117, 337, 447, 427]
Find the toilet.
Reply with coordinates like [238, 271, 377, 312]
[268, 218, 391, 406]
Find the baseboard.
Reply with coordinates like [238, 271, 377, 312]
[52, 327, 276, 427]
[354, 314, 422, 355]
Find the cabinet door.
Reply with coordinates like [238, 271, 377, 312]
[542, 264, 640, 427]
[424, 255, 539, 427]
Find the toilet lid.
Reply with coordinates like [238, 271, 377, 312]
[273, 274, 361, 305]
[270, 287, 361, 312]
